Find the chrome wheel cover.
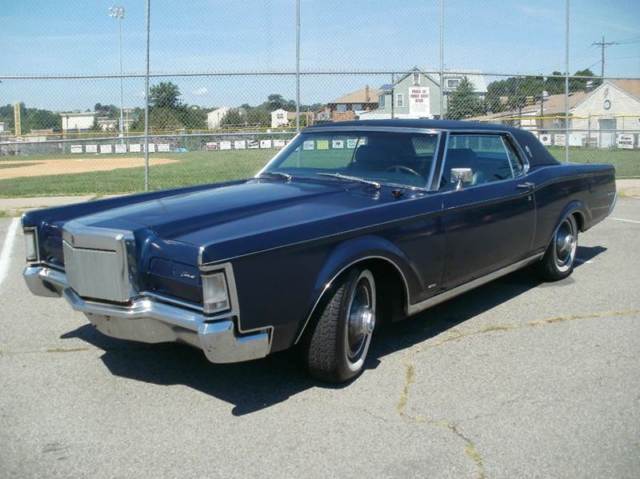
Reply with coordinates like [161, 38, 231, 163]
[345, 270, 376, 371]
[554, 217, 577, 273]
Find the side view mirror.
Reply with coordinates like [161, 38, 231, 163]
[450, 167, 473, 190]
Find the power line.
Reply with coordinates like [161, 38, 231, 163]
[592, 36, 620, 77]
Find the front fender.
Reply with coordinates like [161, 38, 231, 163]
[293, 234, 421, 343]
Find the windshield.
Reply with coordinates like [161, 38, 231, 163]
[263, 130, 439, 188]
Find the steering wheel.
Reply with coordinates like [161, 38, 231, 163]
[385, 165, 422, 177]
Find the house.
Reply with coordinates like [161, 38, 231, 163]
[316, 86, 380, 122]
[0, 121, 4, 133]
[60, 111, 96, 131]
[207, 107, 231, 129]
[471, 79, 640, 148]
[359, 68, 488, 120]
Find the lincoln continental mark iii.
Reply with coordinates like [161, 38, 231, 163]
[22, 120, 616, 382]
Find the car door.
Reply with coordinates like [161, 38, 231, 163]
[439, 132, 536, 289]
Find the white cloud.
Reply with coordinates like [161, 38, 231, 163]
[193, 87, 208, 96]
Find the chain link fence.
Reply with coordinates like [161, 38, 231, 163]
[1, 1, 638, 197]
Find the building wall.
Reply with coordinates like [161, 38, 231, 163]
[571, 83, 640, 132]
[61, 114, 95, 131]
[380, 72, 442, 118]
[207, 107, 230, 129]
[271, 109, 289, 128]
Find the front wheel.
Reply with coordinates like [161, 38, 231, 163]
[305, 268, 376, 383]
[537, 214, 578, 281]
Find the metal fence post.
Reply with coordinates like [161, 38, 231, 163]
[439, 0, 444, 119]
[564, 0, 570, 163]
[391, 73, 395, 119]
[295, 0, 301, 132]
[144, 0, 151, 191]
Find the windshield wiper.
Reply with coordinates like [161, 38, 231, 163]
[316, 172, 381, 190]
[257, 171, 292, 182]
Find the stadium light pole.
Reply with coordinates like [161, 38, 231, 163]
[109, 6, 126, 143]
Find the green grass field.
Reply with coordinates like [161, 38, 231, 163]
[0, 146, 637, 197]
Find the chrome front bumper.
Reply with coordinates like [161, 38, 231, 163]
[23, 266, 271, 364]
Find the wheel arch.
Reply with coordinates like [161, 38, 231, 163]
[293, 235, 417, 344]
[554, 200, 587, 239]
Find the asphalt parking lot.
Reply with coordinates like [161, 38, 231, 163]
[1, 199, 639, 479]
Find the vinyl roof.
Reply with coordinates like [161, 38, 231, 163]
[305, 118, 521, 132]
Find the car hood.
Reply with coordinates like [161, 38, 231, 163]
[77, 179, 396, 261]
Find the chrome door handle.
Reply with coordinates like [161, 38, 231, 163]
[517, 182, 535, 190]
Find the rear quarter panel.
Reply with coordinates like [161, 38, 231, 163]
[528, 162, 615, 251]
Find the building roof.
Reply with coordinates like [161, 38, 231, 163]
[469, 90, 589, 121]
[611, 79, 640, 99]
[329, 86, 380, 105]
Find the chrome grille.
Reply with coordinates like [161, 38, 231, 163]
[62, 221, 134, 303]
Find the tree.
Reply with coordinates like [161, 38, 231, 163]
[220, 108, 245, 127]
[149, 82, 182, 109]
[446, 77, 484, 119]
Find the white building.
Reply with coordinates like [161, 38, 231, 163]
[473, 79, 640, 148]
[60, 111, 96, 131]
[271, 108, 289, 128]
[571, 80, 640, 148]
[207, 107, 231, 130]
[0, 121, 5, 133]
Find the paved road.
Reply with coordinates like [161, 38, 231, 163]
[1, 200, 639, 479]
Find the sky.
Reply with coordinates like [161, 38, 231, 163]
[1, 0, 639, 111]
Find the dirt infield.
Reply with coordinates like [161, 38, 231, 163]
[0, 157, 177, 180]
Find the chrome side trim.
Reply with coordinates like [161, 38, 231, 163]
[294, 255, 412, 344]
[406, 253, 544, 316]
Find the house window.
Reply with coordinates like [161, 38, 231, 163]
[352, 104, 362, 111]
[413, 72, 421, 85]
[336, 104, 347, 113]
[379, 95, 385, 108]
[396, 93, 405, 107]
[276, 113, 284, 119]
[446, 78, 461, 89]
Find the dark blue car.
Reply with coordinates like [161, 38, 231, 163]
[22, 120, 617, 382]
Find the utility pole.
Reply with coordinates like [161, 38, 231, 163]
[592, 36, 619, 78]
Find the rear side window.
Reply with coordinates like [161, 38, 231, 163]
[502, 137, 526, 176]
[441, 134, 515, 189]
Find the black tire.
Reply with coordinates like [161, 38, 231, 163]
[537, 214, 579, 281]
[305, 268, 376, 383]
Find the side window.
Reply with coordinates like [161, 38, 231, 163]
[502, 137, 526, 176]
[441, 134, 515, 190]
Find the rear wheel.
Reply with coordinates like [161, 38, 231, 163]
[305, 268, 376, 383]
[537, 214, 578, 281]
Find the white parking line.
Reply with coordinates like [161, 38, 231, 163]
[609, 217, 640, 225]
[0, 217, 20, 287]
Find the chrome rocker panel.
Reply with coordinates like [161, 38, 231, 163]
[23, 266, 271, 364]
